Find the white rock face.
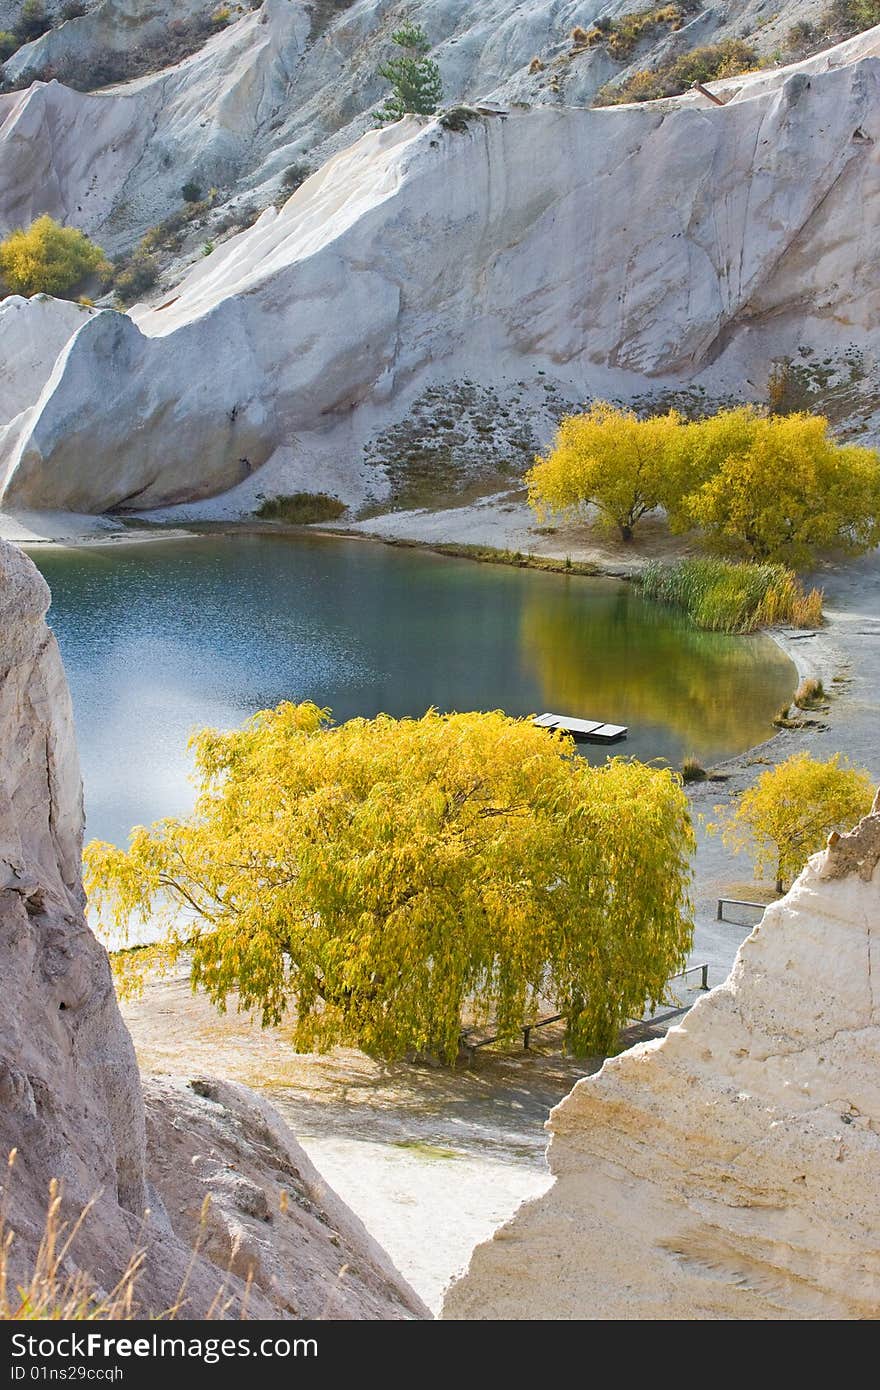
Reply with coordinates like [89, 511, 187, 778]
[0, 2, 858, 254]
[0, 538, 427, 1318]
[2, 38, 879, 512]
[444, 807, 880, 1321]
[144, 1076, 430, 1320]
[0, 295, 95, 426]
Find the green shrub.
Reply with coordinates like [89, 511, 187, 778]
[639, 558, 824, 634]
[255, 493, 347, 524]
[826, 0, 880, 35]
[61, 1, 87, 19]
[0, 31, 18, 60]
[786, 19, 816, 46]
[16, 0, 51, 43]
[281, 162, 310, 190]
[109, 251, 159, 305]
[0, 215, 106, 297]
[214, 202, 259, 235]
[211, 6, 232, 24]
[181, 180, 202, 203]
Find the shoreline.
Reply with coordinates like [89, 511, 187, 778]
[5, 491, 839, 712]
[19, 492, 872, 1307]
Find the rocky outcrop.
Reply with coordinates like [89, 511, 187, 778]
[144, 1076, 429, 1320]
[0, 538, 427, 1318]
[0, 2, 861, 255]
[2, 35, 879, 513]
[0, 295, 96, 427]
[444, 807, 880, 1320]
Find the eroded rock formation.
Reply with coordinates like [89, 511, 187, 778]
[444, 809, 880, 1320]
[0, 538, 427, 1318]
[2, 32, 878, 514]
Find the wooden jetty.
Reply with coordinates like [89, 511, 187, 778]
[533, 712, 628, 744]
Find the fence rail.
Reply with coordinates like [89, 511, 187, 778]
[460, 962, 710, 1060]
[716, 897, 768, 927]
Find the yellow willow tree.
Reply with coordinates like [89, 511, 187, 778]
[527, 401, 685, 541]
[85, 705, 695, 1063]
[714, 752, 875, 893]
[681, 411, 880, 565]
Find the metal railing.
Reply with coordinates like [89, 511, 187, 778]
[459, 962, 709, 1059]
[716, 897, 768, 927]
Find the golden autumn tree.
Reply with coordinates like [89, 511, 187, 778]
[85, 705, 695, 1063]
[681, 411, 880, 566]
[0, 215, 106, 298]
[714, 752, 874, 893]
[527, 401, 684, 541]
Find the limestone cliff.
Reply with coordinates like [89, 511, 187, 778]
[0, 538, 427, 1318]
[2, 33, 879, 514]
[444, 805, 880, 1320]
[0, 1, 859, 255]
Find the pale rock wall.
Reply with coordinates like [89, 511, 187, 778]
[2, 0, 218, 88]
[0, 538, 427, 1318]
[144, 1076, 431, 1320]
[443, 808, 880, 1320]
[0, 1, 860, 256]
[2, 41, 878, 512]
[0, 295, 96, 426]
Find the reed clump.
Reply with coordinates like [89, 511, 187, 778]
[794, 676, 826, 708]
[680, 755, 707, 783]
[640, 557, 823, 634]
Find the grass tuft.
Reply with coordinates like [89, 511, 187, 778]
[639, 558, 823, 634]
[681, 755, 707, 783]
[255, 493, 347, 525]
[794, 676, 826, 708]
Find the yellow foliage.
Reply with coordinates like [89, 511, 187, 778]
[528, 402, 880, 567]
[713, 752, 874, 892]
[85, 705, 695, 1062]
[527, 401, 684, 541]
[0, 215, 106, 298]
[682, 410, 880, 565]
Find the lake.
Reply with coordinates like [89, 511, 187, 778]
[30, 533, 795, 847]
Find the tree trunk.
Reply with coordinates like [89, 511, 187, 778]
[620, 524, 634, 542]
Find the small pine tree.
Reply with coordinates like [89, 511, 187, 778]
[374, 23, 443, 125]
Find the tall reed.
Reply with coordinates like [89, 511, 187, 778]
[639, 558, 823, 634]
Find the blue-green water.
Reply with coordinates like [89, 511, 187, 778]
[30, 534, 795, 846]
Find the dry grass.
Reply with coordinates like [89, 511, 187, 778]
[0, 1150, 243, 1321]
[0, 1152, 142, 1320]
[595, 38, 758, 105]
[794, 676, 827, 709]
[680, 755, 707, 783]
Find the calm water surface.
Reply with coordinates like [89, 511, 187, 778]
[30, 534, 795, 846]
